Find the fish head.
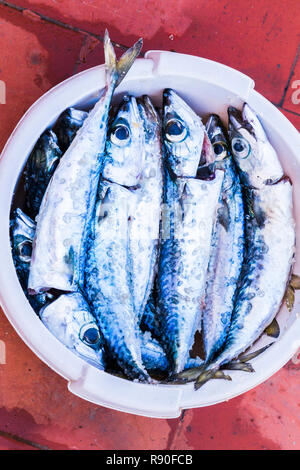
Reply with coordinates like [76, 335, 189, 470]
[54, 108, 88, 151]
[205, 113, 236, 187]
[11, 209, 35, 264]
[137, 95, 162, 180]
[206, 114, 231, 164]
[104, 95, 145, 187]
[34, 130, 61, 177]
[137, 95, 161, 143]
[40, 294, 104, 369]
[195, 131, 216, 180]
[228, 104, 284, 188]
[162, 89, 205, 178]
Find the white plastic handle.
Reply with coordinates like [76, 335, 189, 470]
[68, 367, 184, 418]
[144, 50, 255, 103]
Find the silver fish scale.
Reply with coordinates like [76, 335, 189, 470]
[141, 333, 203, 372]
[158, 170, 224, 374]
[212, 179, 295, 367]
[128, 130, 163, 322]
[28, 87, 113, 294]
[202, 160, 244, 362]
[84, 181, 149, 381]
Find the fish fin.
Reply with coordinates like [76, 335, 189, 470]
[214, 370, 232, 381]
[176, 365, 205, 383]
[282, 270, 299, 313]
[221, 361, 255, 372]
[104, 30, 118, 86]
[104, 30, 142, 88]
[264, 318, 280, 338]
[284, 285, 295, 312]
[194, 369, 232, 391]
[290, 274, 300, 290]
[237, 343, 274, 363]
[115, 38, 143, 87]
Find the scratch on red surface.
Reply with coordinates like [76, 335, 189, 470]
[22, 8, 42, 22]
[79, 35, 100, 63]
[0, 429, 49, 450]
[0, 407, 70, 450]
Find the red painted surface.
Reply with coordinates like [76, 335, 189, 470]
[0, 0, 299, 450]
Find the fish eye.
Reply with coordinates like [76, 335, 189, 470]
[80, 323, 101, 347]
[165, 119, 187, 143]
[110, 124, 130, 146]
[213, 141, 228, 160]
[17, 240, 32, 263]
[231, 137, 251, 159]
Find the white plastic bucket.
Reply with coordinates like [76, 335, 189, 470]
[0, 51, 299, 419]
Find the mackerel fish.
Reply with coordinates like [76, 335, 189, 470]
[28, 31, 142, 293]
[84, 96, 149, 381]
[53, 107, 88, 153]
[10, 209, 54, 312]
[24, 130, 62, 220]
[201, 114, 244, 362]
[157, 89, 224, 374]
[202, 104, 295, 374]
[129, 95, 163, 322]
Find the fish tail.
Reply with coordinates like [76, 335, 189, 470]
[194, 369, 232, 390]
[104, 29, 143, 89]
[264, 318, 280, 338]
[194, 343, 274, 389]
[220, 361, 255, 372]
[104, 29, 117, 86]
[237, 343, 274, 363]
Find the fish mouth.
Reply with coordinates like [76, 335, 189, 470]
[205, 114, 228, 145]
[196, 132, 216, 180]
[162, 88, 174, 108]
[228, 104, 257, 138]
[228, 106, 245, 131]
[162, 88, 194, 119]
[242, 103, 267, 141]
[162, 88, 181, 122]
[137, 95, 160, 126]
[117, 94, 141, 122]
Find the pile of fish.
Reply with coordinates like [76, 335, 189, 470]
[10, 32, 299, 389]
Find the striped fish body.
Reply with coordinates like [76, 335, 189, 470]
[28, 33, 143, 294]
[214, 180, 294, 367]
[202, 159, 244, 362]
[158, 169, 224, 374]
[84, 181, 149, 381]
